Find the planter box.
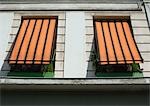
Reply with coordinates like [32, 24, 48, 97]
[7, 71, 54, 78]
[95, 72, 143, 78]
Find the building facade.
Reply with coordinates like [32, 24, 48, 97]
[0, 0, 150, 106]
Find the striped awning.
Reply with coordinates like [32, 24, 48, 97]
[9, 16, 57, 64]
[95, 20, 143, 65]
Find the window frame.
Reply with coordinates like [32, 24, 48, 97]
[93, 16, 143, 77]
[7, 16, 58, 78]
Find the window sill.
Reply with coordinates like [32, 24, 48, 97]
[7, 71, 54, 78]
[95, 72, 143, 78]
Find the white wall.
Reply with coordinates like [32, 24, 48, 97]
[0, 12, 14, 71]
[64, 12, 87, 78]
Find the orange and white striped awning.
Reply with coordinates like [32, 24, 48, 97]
[9, 16, 57, 64]
[95, 20, 143, 65]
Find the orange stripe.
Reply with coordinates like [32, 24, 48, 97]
[43, 19, 56, 62]
[102, 22, 116, 64]
[95, 22, 108, 64]
[9, 20, 29, 64]
[17, 20, 36, 64]
[9, 18, 57, 64]
[95, 21, 142, 65]
[26, 19, 42, 64]
[109, 22, 125, 64]
[34, 19, 49, 64]
[116, 22, 132, 62]
[123, 22, 141, 62]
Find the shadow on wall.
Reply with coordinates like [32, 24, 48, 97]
[1, 36, 15, 72]
[1, 90, 149, 106]
[0, 49, 11, 76]
[86, 34, 96, 77]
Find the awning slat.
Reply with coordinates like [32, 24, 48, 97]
[121, 21, 135, 63]
[103, 22, 116, 64]
[108, 22, 118, 64]
[95, 22, 107, 65]
[26, 19, 42, 64]
[123, 22, 142, 61]
[116, 22, 132, 62]
[109, 22, 125, 64]
[24, 19, 37, 64]
[16, 20, 31, 64]
[8, 17, 57, 64]
[17, 20, 36, 64]
[9, 20, 29, 64]
[43, 19, 56, 63]
[34, 19, 49, 64]
[95, 20, 143, 65]
[101, 22, 109, 64]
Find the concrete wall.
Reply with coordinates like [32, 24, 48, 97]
[1, 90, 149, 106]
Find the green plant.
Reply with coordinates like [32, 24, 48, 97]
[43, 63, 53, 72]
[132, 63, 142, 72]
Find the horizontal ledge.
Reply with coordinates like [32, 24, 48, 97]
[143, 0, 150, 3]
[13, 18, 21, 20]
[134, 34, 150, 36]
[0, 78, 149, 85]
[139, 51, 150, 53]
[0, 0, 142, 4]
[10, 33, 17, 35]
[0, 79, 149, 91]
[56, 42, 65, 44]
[137, 42, 150, 45]
[132, 27, 149, 28]
[0, 4, 141, 11]
[140, 60, 150, 63]
[131, 19, 147, 21]
[11, 26, 19, 28]
[57, 26, 66, 28]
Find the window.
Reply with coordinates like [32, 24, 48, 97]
[7, 16, 58, 77]
[93, 16, 143, 77]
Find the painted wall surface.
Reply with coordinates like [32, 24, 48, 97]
[0, 13, 14, 71]
[64, 12, 87, 78]
[1, 90, 149, 106]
